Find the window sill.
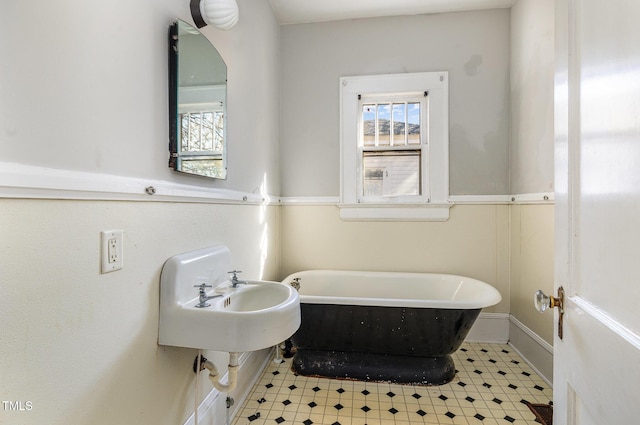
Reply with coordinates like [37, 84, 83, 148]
[337, 203, 452, 222]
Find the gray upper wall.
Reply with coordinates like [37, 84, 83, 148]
[510, 0, 555, 194]
[2, 1, 552, 199]
[280, 9, 511, 197]
[1, 0, 280, 196]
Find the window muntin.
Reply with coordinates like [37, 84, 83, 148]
[362, 101, 421, 147]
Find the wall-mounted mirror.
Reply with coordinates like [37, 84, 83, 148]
[168, 19, 227, 179]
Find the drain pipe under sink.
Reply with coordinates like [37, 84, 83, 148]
[202, 352, 239, 393]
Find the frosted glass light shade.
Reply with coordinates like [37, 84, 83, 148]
[196, 0, 239, 30]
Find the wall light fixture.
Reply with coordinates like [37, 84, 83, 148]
[190, 0, 239, 30]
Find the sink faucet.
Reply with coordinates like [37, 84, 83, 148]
[194, 283, 222, 308]
[290, 277, 301, 291]
[228, 270, 247, 288]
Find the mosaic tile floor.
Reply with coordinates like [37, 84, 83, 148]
[232, 343, 552, 425]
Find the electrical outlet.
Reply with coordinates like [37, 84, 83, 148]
[101, 230, 123, 273]
[108, 238, 119, 263]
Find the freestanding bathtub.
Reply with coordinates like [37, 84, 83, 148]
[282, 270, 501, 385]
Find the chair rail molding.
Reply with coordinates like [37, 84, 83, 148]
[0, 161, 275, 205]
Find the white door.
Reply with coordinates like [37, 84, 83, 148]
[554, 0, 640, 423]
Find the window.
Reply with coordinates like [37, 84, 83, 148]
[359, 94, 425, 200]
[339, 72, 450, 221]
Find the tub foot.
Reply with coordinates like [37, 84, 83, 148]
[282, 339, 295, 358]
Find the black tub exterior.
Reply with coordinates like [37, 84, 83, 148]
[291, 303, 480, 385]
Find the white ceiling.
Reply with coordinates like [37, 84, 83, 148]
[269, 0, 516, 25]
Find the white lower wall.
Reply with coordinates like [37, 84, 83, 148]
[281, 204, 510, 314]
[509, 204, 555, 381]
[184, 349, 272, 425]
[0, 199, 280, 425]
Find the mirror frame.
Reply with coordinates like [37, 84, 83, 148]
[168, 22, 178, 170]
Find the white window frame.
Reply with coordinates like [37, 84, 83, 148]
[339, 72, 451, 221]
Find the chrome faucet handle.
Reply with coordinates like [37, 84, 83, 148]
[194, 283, 212, 292]
[227, 270, 243, 280]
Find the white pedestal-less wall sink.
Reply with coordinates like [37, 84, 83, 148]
[158, 245, 301, 352]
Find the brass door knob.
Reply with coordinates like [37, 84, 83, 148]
[534, 287, 565, 339]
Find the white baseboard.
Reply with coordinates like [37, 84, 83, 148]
[466, 313, 553, 386]
[508, 316, 553, 385]
[465, 313, 510, 343]
[183, 349, 272, 425]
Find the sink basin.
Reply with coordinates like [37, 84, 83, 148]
[223, 283, 292, 312]
[158, 246, 301, 352]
